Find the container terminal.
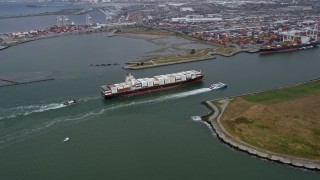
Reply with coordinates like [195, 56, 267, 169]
[1, 0, 320, 55]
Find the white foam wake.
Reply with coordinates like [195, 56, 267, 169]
[191, 115, 216, 136]
[0, 103, 66, 120]
[0, 88, 212, 148]
[191, 116, 202, 121]
[110, 88, 212, 109]
[77, 95, 100, 102]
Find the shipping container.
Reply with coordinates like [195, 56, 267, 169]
[153, 80, 160, 85]
[157, 77, 164, 85]
[147, 80, 154, 87]
[141, 80, 148, 87]
[169, 76, 175, 83]
[181, 74, 187, 81]
[111, 87, 118, 93]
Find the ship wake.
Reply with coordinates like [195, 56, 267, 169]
[0, 103, 66, 121]
[0, 88, 211, 148]
[0, 95, 102, 121]
[121, 88, 211, 107]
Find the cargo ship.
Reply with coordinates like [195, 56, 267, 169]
[101, 70, 204, 98]
[259, 41, 319, 54]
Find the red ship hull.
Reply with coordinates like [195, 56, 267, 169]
[102, 75, 203, 99]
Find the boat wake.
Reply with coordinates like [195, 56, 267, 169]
[77, 95, 100, 102]
[191, 116, 216, 136]
[0, 103, 66, 121]
[191, 116, 202, 121]
[104, 88, 211, 110]
[0, 88, 212, 148]
[0, 95, 102, 121]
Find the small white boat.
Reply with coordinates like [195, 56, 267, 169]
[62, 99, 76, 106]
[63, 137, 69, 142]
[210, 82, 227, 90]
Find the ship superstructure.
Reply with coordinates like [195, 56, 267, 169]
[101, 70, 204, 98]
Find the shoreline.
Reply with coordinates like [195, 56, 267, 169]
[0, 28, 261, 71]
[201, 79, 320, 171]
[123, 56, 216, 70]
[118, 31, 258, 69]
[1, 28, 259, 70]
[0, 8, 96, 20]
[0, 28, 113, 52]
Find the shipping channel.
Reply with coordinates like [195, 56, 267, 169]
[0, 32, 320, 180]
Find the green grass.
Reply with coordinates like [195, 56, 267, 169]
[242, 134, 319, 158]
[312, 128, 320, 137]
[244, 82, 320, 103]
[275, 136, 318, 158]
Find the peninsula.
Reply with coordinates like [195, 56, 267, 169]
[203, 80, 320, 170]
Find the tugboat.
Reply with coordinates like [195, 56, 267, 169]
[210, 82, 227, 90]
[62, 99, 77, 106]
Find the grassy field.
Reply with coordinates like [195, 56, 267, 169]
[125, 48, 215, 69]
[244, 82, 320, 103]
[125, 47, 242, 69]
[220, 80, 320, 160]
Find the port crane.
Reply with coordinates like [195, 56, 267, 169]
[306, 24, 318, 41]
[86, 14, 92, 26]
[56, 16, 69, 26]
[99, 8, 114, 24]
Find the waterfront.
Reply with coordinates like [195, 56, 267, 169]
[0, 33, 320, 179]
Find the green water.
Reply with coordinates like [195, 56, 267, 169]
[0, 33, 320, 179]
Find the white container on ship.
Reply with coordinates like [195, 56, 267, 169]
[111, 87, 118, 93]
[181, 74, 187, 81]
[141, 80, 148, 87]
[147, 80, 154, 87]
[168, 76, 175, 83]
[157, 77, 164, 85]
[153, 80, 160, 85]
[160, 75, 170, 84]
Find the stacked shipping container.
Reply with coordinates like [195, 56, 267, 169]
[101, 70, 202, 95]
